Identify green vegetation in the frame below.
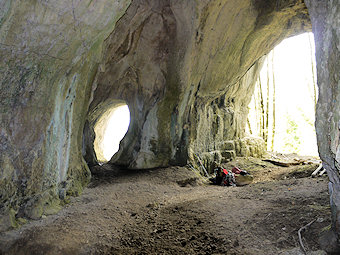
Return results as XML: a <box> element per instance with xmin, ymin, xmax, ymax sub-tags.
<box><xmin>282</xmin><ymin>115</ymin><xmax>301</xmax><ymax>154</ymax></box>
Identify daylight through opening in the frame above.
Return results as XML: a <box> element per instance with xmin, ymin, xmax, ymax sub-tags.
<box><xmin>93</xmin><ymin>103</ymin><xmax>130</xmax><ymax>163</ymax></box>
<box><xmin>247</xmin><ymin>32</ymin><xmax>318</xmax><ymax>156</ymax></box>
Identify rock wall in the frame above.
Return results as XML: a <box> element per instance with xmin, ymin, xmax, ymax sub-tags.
<box><xmin>188</xmin><ymin>60</ymin><xmax>266</xmax><ymax>171</ymax></box>
<box><xmin>1</xmin><ymin>0</ymin><xmax>327</xmax><ymax>234</ymax></box>
<box><xmin>85</xmin><ymin>0</ymin><xmax>310</xmax><ymax>170</ymax></box>
<box><xmin>305</xmin><ymin>0</ymin><xmax>340</xmax><ymax>251</ymax></box>
<box><xmin>0</xmin><ymin>0</ymin><xmax>132</xmax><ymax>229</ymax></box>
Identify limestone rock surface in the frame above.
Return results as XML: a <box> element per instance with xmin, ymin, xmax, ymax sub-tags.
<box><xmin>305</xmin><ymin>0</ymin><xmax>340</xmax><ymax>251</ymax></box>
<box><xmin>0</xmin><ymin>0</ymin><xmax>131</xmax><ymax>227</ymax></box>
<box><xmin>85</xmin><ymin>0</ymin><xmax>310</xmax><ymax>171</ymax></box>
<box><xmin>6</xmin><ymin>0</ymin><xmax>339</xmax><ymax>237</ymax></box>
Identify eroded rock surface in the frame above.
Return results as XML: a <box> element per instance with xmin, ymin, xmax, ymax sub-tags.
<box><xmin>85</xmin><ymin>0</ymin><xmax>310</xmax><ymax>171</ymax></box>
<box><xmin>2</xmin><ymin>1</ymin><xmax>340</xmax><ymax>249</ymax></box>
<box><xmin>305</xmin><ymin>0</ymin><xmax>340</xmax><ymax>251</ymax></box>
<box><xmin>0</xmin><ymin>0</ymin><xmax>132</xmax><ymax>228</ymax></box>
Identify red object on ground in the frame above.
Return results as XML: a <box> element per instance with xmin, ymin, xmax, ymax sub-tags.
<box><xmin>231</xmin><ymin>167</ymin><xmax>242</xmax><ymax>174</ymax></box>
<box><xmin>223</xmin><ymin>169</ymin><xmax>229</xmax><ymax>175</ymax></box>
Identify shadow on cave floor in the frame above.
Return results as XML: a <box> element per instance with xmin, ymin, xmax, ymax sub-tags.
<box><xmin>0</xmin><ymin>156</ymin><xmax>330</xmax><ymax>255</ymax></box>
<box><xmin>89</xmin><ymin>163</ymin><xmax>202</xmax><ymax>189</ymax></box>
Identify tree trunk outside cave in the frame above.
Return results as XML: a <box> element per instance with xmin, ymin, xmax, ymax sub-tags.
<box><xmin>258</xmin><ymin>76</ymin><xmax>267</xmax><ymax>147</ymax></box>
<box><xmin>308</xmin><ymin>32</ymin><xmax>317</xmax><ymax>111</ymax></box>
<box><xmin>271</xmin><ymin>50</ymin><xmax>276</xmax><ymax>151</ymax></box>
<box><xmin>265</xmin><ymin>58</ymin><xmax>270</xmax><ymax>149</ymax></box>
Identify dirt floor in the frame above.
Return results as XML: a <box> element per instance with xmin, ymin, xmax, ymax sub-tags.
<box><xmin>0</xmin><ymin>154</ymin><xmax>331</xmax><ymax>255</ymax></box>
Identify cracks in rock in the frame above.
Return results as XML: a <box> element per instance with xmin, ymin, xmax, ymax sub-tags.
<box><xmin>71</xmin><ymin>0</ymin><xmax>87</xmax><ymax>50</ymax></box>
<box><xmin>239</xmin><ymin>26</ymin><xmax>259</xmax><ymax>70</ymax></box>
<box><xmin>111</xmin><ymin>29</ymin><xmax>135</xmax><ymax>63</ymax></box>
<box><xmin>0</xmin><ymin>43</ymin><xmax>64</xmax><ymax>61</ymax></box>
<box><xmin>106</xmin><ymin>12</ymin><xmax>153</xmax><ymax>64</ymax></box>
<box><xmin>193</xmin><ymin>80</ymin><xmax>201</xmax><ymax>100</ymax></box>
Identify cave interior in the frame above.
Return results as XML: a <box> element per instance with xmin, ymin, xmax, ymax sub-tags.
<box><xmin>0</xmin><ymin>0</ymin><xmax>340</xmax><ymax>253</ymax></box>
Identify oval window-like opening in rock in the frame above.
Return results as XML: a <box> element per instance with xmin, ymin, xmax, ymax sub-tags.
<box><xmin>93</xmin><ymin>103</ymin><xmax>130</xmax><ymax>163</ymax></box>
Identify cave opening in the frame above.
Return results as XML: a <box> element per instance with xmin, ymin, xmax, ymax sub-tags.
<box><xmin>93</xmin><ymin>103</ymin><xmax>130</xmax><ymax>163</ymax></box>
<box><xmin>247</xmin><ymin>32</ymin><xmax>318</xmax><ymax>157</ymax></box>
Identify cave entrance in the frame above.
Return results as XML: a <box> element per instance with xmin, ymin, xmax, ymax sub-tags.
<box><xmin>93</xmin><ymin>103</ymin><xmax>130</xmax><ymax>163</ymax></box>
<box><xmin>247</xmin><ymin>32</ymin><xmax>318</xmax><ymax>156</ymax></box>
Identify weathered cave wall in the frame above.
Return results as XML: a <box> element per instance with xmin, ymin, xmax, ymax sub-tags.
<box><xmin>189</xmin><ymin>59</ymin><xmax>266</xmax><ymax>170</ymax></box>
<box><xmin>86</xmin><ymin>0</ymin><xmax>189</xmax><ymax>169</ymax></box>
<box><xmin>305</xmin><ymin>0</ymin><xmax>340</xmax><ymax>252</ymax></box>
<box><xmin>3</xmin><ymin>0</ymin><xmax>336</xmax><ymax>237</ymax></box>
<box><xmin>0</xmin><ymin>0</ymin><xmax>132</xmax><ymax>229</ymax></box>
<box><xmin>186</xmin><ymin>0</ymin><xmax>311</xmax><ymax>171</ymax></box>
<box><xmin>85</xmin><ymin>0</ymin><xmax>311</xmax><ymax>171</ymax></box>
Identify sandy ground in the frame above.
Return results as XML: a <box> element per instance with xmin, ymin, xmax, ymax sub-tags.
<box><xmin>0</xmin><ymin>156</ymin><xmax>331</xmax><ymax>255</ymax></box>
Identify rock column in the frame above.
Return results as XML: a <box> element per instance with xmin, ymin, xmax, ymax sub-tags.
<box><xmin>305</xmin><ymin>0</ymin><xmax>340</xmax><ymax>251</ymax></box>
